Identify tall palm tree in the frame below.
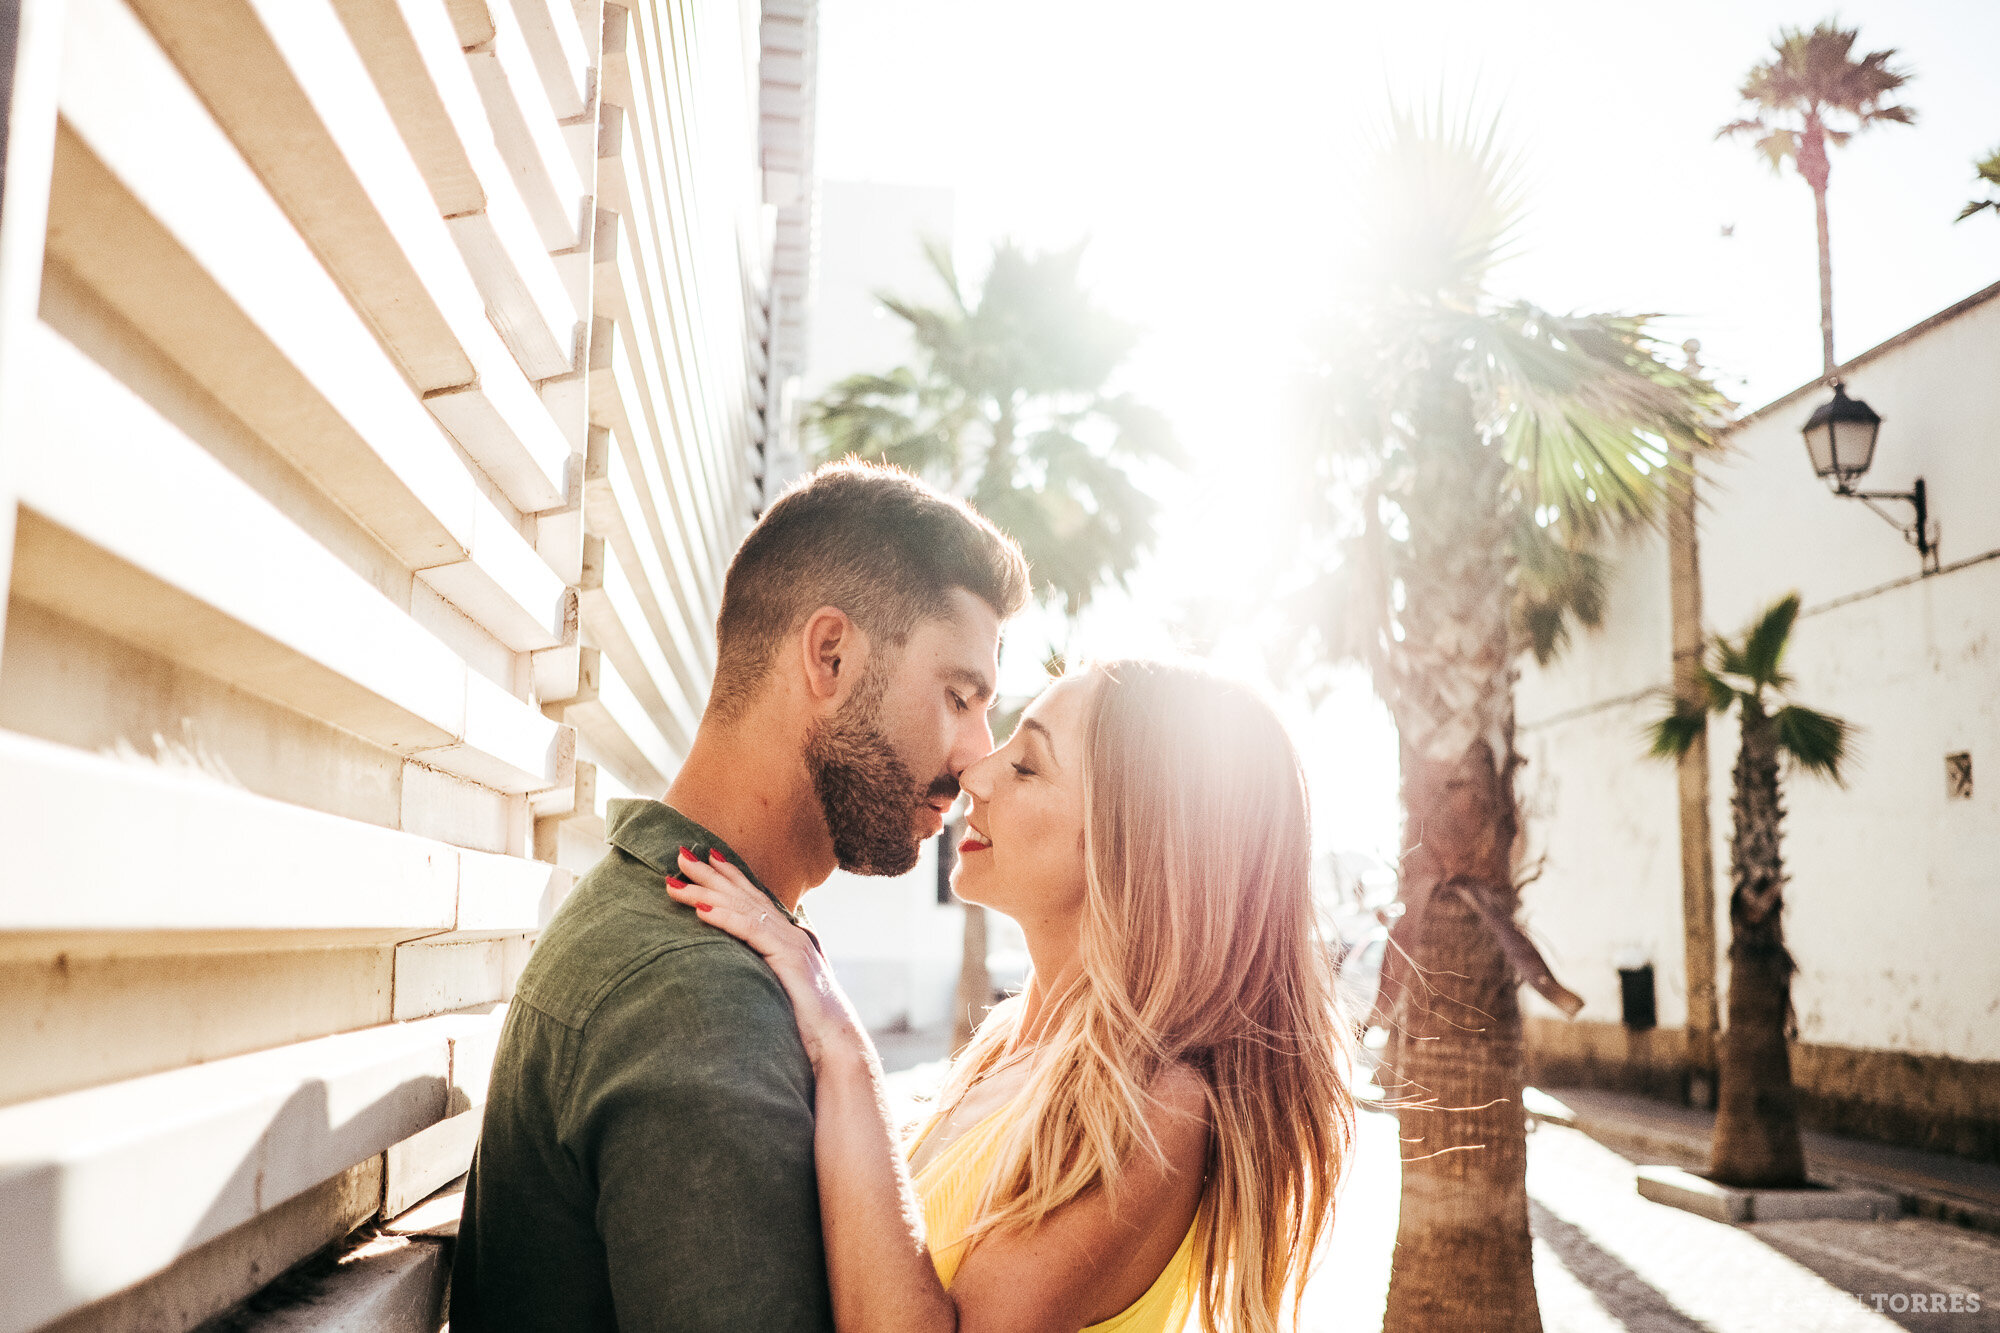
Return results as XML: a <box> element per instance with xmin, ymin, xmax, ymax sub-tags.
<box><xmin>807</xmin><ymin>240</ymin><xmax>1177</xmax><ymax>1046</ymax></box>
<box><xmin>1649</xmin><ymin>593</ymin><xmax>1851</xmax><ymax>1188</ymax></box>
<box><xmin>1288</xmin><ymin>106</ymin><xmax>1723</xmax><ymax>1332</ymax></box>
<box><xmin>1956</xmin><ymin>146</ymin><xmax>2000</xmax><ymax>222</ymax></box>
<box><xmin>1719</xmin><ymin>20</ymin><xmax>1916</xmax><ymax>378</ymax></box>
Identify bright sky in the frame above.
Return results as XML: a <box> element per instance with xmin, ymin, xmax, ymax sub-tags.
<box><xmin>812</xmin><ymin>0</ymin><xmax>2000</xmax><ymax>858</ymax></box>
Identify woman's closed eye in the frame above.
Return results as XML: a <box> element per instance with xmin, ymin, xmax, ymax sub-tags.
<box><xmin>1011</xmin><ymin>760</ymin><xmax>1036</xmax><ymax>779</ymax></box>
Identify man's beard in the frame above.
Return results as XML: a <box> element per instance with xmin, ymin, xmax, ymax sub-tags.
<box><xmin>803</xmin><ymin>669</ymin><xmax>947</xmax><ymax>876</ymax></box>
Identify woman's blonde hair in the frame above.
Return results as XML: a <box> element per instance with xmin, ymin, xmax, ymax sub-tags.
<box><xmin>929</xmin><ymin>658</ymin><xmax>1358</xmax><ymax>1333</ymax></box>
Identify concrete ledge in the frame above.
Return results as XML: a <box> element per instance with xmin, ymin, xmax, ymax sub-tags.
<box><xmin>1637</xmin><ymin>1164</ymin><xmax>1898</xmax><ymax>1225</ymax></box>
<box><xmin>1530</xmin><ymin>1084</ymin><xmax>2000</xmax><ymax>1235</ymax></box>
<box><xmin>232</xmin><ymin>1233</ymin><xmax>447</xmax><ymax>1332</ymax></box>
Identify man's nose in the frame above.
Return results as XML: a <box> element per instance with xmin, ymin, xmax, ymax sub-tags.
<box><xmin>949</xmin><ymin>711</ymin><xmax>994</xmax><ymax>778</ymax></box>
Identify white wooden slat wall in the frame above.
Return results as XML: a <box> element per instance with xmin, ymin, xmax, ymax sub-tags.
<box><xmin>0</xmin><ymin>0</ymin><xmax>805</xmax><ymax>1326</ymax></box>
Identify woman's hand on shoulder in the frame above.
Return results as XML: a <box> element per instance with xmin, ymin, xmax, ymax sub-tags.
<box><xmin>664</xmin><ymin>849</ymin><xmax>866</xmax><ymax>1072</ymax></box>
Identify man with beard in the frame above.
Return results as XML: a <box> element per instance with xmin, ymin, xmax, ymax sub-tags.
<box><xmin>451</xmin><ymin>462</ymin><xmax>1029</xmax><ymax>1332</ymax></box>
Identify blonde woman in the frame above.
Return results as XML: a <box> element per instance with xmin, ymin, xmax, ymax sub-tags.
<box><xmin>666</xmin><ymin>659</ymin><xmax>1357</xmax><ymax>1332</ymax></box>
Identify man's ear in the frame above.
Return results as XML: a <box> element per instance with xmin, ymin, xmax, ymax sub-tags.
<box><xmin>799</xmin><ymin>606</ymin><xmax>870</xmax><ymax>706</ymax></box>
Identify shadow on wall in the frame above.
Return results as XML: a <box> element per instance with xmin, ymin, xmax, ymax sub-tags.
<box><xmin>3</xmin><ymin>1067</ymin><xmax>447</xmax><ymax>1331</ymax></box>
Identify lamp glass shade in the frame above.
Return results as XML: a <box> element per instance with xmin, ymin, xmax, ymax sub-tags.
<box><xmin>1801</xmin><ymin>383</ymin><xmax>1882</xmax><ymax>483</ymax></box>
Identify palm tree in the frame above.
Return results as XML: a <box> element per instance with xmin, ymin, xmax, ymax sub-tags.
<box><xmin>1956</xmin><ymin>146</ymin><xmax>2000</xmax><ymax>222</ymax></box>
<box><xmin>1719</xmin><ymin>20</ymin><xmax>1916</xmax><ymax>378</ymax></box>
<box><xmin>807</xmin><ymin>239</ymin><xmax>1178</xmax><ymax>616</ymax></box>
<box><xmin>1288</xmin><ymin>106</ymin><xmax>1723</xmax><ymax>1332</ymax></box>
<box><xmin>1649</xmin><ymin>593</ymin><xmax>1852</xmax><ymax>1188</ymax></box>
<box><xmin>807</xmin><ymin>241</ymin><xmax>1177</xmax><ymax>1047</ymax></box>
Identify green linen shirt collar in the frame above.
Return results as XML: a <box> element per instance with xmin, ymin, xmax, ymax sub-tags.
<box><xmin>604</xmin><ymin>798</ymin><xmax>811</xmax><ymax>929</ymax></box>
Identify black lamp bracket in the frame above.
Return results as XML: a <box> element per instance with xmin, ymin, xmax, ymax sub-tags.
<box><xmin>1833</xmin><ymin>475</ymin><xmax>1938</xmax><ymax>573</ymax></box>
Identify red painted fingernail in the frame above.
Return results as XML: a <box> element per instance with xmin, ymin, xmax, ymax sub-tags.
<box><xmin>666</xmin><ymin>876</ymin><xmax>686</xmax><ymax>889</ymax></box>
<box><xmin>678</xmin><ymin>845</ymin><xmax>693</xmax><ymax>861</ymax></box>
<box><xmin>708</xmin><ymin>850</ymin><xmax>725</xmax><ymax>864</ymax></box>
<box><xmin>696</xmin><ymin>902</ymin><xmax>713</xmax><ymax>913</ymax></box>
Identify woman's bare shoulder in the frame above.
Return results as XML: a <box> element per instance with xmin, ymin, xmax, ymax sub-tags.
<box><xmin>1144</xmin><ymin>1061</ymin><xmax>1212</xmax><ymax>1163</ymax></box>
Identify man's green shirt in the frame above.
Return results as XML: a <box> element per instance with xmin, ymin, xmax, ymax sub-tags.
<box><xmin>450</xmin><ymin>800</ymin><xmax>834</xmax><ymax>1332</ymax></box>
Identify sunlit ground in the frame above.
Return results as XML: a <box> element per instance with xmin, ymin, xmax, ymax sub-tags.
<box><xmin>883</xmin><ymin>1057</ymin><xmax>2000</xmax><ymax>1331</ymax></box>
<box><xmin>814</xmin><ymin>0</ymin><xmax>2000</xmax><ymax>859</ymax></box>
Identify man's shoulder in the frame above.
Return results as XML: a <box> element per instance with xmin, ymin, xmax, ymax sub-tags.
<box><xmin>512</xmin><ymin>843</ymin><xmax>763</xmax><ymax>1031</ymax></box>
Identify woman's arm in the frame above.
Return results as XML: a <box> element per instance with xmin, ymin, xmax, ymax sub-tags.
<box><xmin>669</xmin><ymin>850</ymin><xmax>958</xmax><ymax>1333</ymax></box>
<box><xmin>666</xmin><ymin>851</ymin><xmax>1208</xmax><ymax>1333</ymax></box>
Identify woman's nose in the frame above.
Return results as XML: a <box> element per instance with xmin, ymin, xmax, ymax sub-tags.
<box><xmin>960</xmin><ymin>747</ymin><xmax>1000</xmax><ymax>800</ymax></box>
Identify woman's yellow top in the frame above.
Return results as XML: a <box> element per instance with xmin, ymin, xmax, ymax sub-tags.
<box><xmin>910</xmin><ymin>1099</ymin><xmax>1200</xmax><ymax>1333</ymax></box>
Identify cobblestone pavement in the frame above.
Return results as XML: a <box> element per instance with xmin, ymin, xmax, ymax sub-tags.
<box><xmin>882</xmin><ymin>1058</ymin><xmax>2000</xmax><ymax>1331</ymax></box>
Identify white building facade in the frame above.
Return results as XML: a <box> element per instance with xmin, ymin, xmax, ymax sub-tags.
<box><xmin>1516</xmin><ymin>283</ymin><xmax>2000</xmax><ymax>1160</ymax></box>
<box><xmin>0</xmin><ymin>0</ymin><xmax>816</xmax><ymax>1327</ymax></box>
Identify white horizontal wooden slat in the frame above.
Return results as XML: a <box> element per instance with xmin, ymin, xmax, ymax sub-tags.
<box><xmin>0</xmin><ymin>1020</ymin><xmax>456</xmax><ymax>1333</ymax></box>
<box><xmin>391</xmin><ymin>936</ymin><xmax>529</xmax><ymax>1020</ymax></box>
<box><xmin>12</xmin><ymin>319</ymin><xmax>572</xmax><ymax>796</ymax></box>
<box><xmin>120</xmin><ymin>0</ymin><xmax>481</xmax><ymax>392</ymax></box>
<box><xmin>49</xmin><ymin>0</ymin><xmax>473</xmax><ymax>568</ymax></box>
<box><xmin>584</xmin><ymin>421</ymin><xmax>713</xmax><ymax>689</ymax></box>
<box><xmin>553</xmin><ymin>650</ymin><xmax>673</xmax><ymax>796</ymax></box>
<box><xmin>451</xmin><ymin>848</ymin><xmax>574</xmax><ymax>938</ymax></box>
<box><xmin>508</xmin><ymin>0</ymin><xmax>589</xmax><ymax>121</ymax></box>
<box><xmin>124</xmin><ymin>0</ymin><xmax>573</xmax><ymax>514</ymax></box>
<box><xmin>463</xmin><ymin>0</ymin><xmax>586</xmax><ymax>252</ymax></box>
<box><xmin>588</xmin><ymin>302</ymin><xmax>721</xmax><ymax>621</ymax></box>
<box><xmin>442</xmin><ymin>0</ymin><xmax>496</xmax><ymax>47</ymax></box>
<box><xmin>627</xmin><ymin>2</ymin><xmax>752</xmax><ymax>518</ymax></box>
<box><xmin>0</xmin><ymin>730</ymin><xmax>456</xmax><ymax>938</ymax></box>
<box><xmin>578</xmin><ymin>537</ymin><xmax>701</xmax><ymax>746</ymax></box>
<box><xmin>416</xmin><ymin>670</ymin><xmax>574</xmax><ymax>795</ymax></box>
<box><xmin>415</xmin><ymin>490</ymin><xmax>569</xmax><ymax>652</ymax></box>
<box><xmin>336</xmin><ymin>0</ymin><xmax>579</xmax><ymax>380</ymax></box>
<box><xmin>594</xmin><ymin>55</ymin><xmax>731</xmax><ymax>558</ymax></box>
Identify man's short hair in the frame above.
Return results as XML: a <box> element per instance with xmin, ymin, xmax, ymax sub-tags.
<box><xmin>708</xmin><ymin>461</ymin><xmax>1030</xmax><ymax>718</ymax></box>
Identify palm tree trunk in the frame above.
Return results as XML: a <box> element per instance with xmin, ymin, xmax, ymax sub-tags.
<box><xmin>1799</xmin><ymin>118</ymin><xmax>1836</xmax><ymax>379</ymax></box>
<box><xmin>1709</xmin><ymin>704</ymin><xmax>1807</xmax><ymax>1187</ymax></box>
<box><xmin>1813</xmin><ymin>183</ymin><xmax>1836</xmax><ymax>378</ymax></box>
<box><xmin>1379</xmin><ymin>372</ymin><xmax>1542</xmax><ymax>1333</ymax></box>
<box><xmin>1383</xmin><ymin>739</ymin><xmax>1541</xmax><ymax>1333</ymax></box>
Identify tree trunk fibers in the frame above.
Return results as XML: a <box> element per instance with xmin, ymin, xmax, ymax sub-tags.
<box><xmin>952</xmin><ymin>901</ymin><xmax>990</xmax><ymax>1053</ymax></box>
<box><xmin>1382</xmin><ymin>737</ymin><xmax>1542</xmax><ymax>1333</ymax></box>
<box><xmin>1710</xmin><ymin>705</ymin><xmax>1807</xmax><ymax>1188</ymax></box>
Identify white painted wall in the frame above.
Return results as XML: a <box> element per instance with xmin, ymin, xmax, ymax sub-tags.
<box><xmin>806</xmin><ymin>838</ymin><xmax>966</xmax><ymax>1033</ymax></box>
<box><xmin>1518</xmin><ymin>285</ymin><xmax>2000</xmax><ymax>1063</ymax></box>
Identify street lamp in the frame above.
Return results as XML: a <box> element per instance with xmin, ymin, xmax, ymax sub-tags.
<box><xmin>1800</xmin><ymin>381</ymin><xmax>1937</xmax><ymax>572</ymax></box>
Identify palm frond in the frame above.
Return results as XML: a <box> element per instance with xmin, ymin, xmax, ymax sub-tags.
<box><xmin>1738</xmin><ymin>592</ymin><xmax>1801</xmax><ymax>687</ymax></box>
<box><xmin>1697</xmin><ymin>661</ymin><xmax>1737</xmax><ymax>714</ymax></box>
<box><xmin>1648</xmin><ymin>699</ymin><xmax>1709</xmax><ymax>760</ymax></box>
<box><xmin>1774</xmin><ymin>703</ymin><xmax>1852</xmax><ymax>783</ymax></box>
<box><xmin>1360</xmin><ymin>99</ymin><xmax>1530</xmax><ymax>304</ymax></box>
<box><xmin>1956</xmin><ymin>147</ymin><xmax>2000</xmax><ymax>223</ymax></box>
<box><xmin>1511</xmin><ymin>518</ymin><xmax>1608</xmax><ymax>665</ymax></box>
<box><xmin>1467</xmin><ymin>305</ymin><xmax>1719</xmax><ymax>539</ymax></box>
<box><xmin>1723</xmin><ymin>20</ymin><xmax>1915</xmax><ymax>169</ymax></box>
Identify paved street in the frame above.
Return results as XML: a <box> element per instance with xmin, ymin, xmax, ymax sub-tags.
<box><xmin>884</xmin><ymin>1055</ymin><xmax>2000</xmax><ymax>1331</ymax></box>
<box><xmin>1307</xmin><ymin>1110</ymin><xmax>2000</xmax><ymax>1332</ymax></box>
